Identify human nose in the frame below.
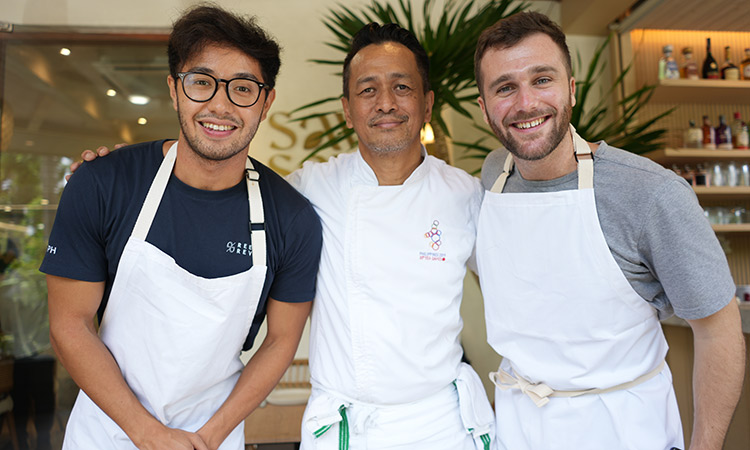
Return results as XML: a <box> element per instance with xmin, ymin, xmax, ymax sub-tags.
<box><xmin>375</xmin><ymin>89</ymin><xmax>397</xmax><ymax>113</ymax></box>
<box><xmin>515</xmin><ymin>84</ymin><xmax>538</xmax><ymax>111</ymax></box>
<box><xmin>206</xmin><ymin>81</ymin><xmax>234</xmax><ymax>112</ymax></box>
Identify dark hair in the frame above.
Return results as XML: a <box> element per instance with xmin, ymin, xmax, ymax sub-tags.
<box><xmin>342</xmin><ymin>22</ymin><xmax>430</xmax><ymax>98</ymax></box>
<box><xmin>474</xmin><ymin>11</ymin><xmax>571</xmax><ymax>95</ymax></box>
<box><xmin>168</xmin><ymin>4</ymin><xmax>281</xmax><ymax>88</ymax></box>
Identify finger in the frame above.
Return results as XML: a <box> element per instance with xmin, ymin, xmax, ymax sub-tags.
<box><xmin>81</xmin><ymin>150</ymin><xmax>98</xmax><ymax>161</ymax></box>
<box><xmin>96</xmin><ymin>146</ymin><xmax>111</xmax><ymax>157</ymax></box>
<box><xmin>189</xmin><ymin>433</ymin><xmax>210</xmax><ymax>450</ymax></box>
<box><xmin>113</xmin><ymin>142</ymin><xmax>127</xmax><ymax>150</ymax></box>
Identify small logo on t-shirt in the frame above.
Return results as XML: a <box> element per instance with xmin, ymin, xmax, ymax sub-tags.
<box><xmin>419</xmin><ymin>219</ymin><xmax>446</xmax><ymax>262</ymax></box>
<box><xmin>226</xmin><ymin>241</ymin><xmax>252</xmax><ymax>256</ymax></box>
<box><xmin>47</xmin><ymin>245</ymin><xmax>57</xmax><ymax>255</ymax></box>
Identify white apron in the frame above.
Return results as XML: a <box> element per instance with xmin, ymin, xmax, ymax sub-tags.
<box><xmin>475</xmin><ymin>128</ymin><xmax>683</xmax><ymax>450</ymax></box>
<box><xmin>62</xmin><ymin>143</ymin><xmax>268</xmax><ymax>449</ymax></box>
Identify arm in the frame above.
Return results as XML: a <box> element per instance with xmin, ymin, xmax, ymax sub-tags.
<box><xmin>47</xmin><ymin>275</ymin><xmax>209</xmax><ymax>450</ymax></box>
<box><xmin>685</xmin><ymin>299</ymin><xmax>745</xmax><ymax>450</ymax></box>
<box><xmin>197</xmin><ymin>297</ymin><xmax>311</xmax><ymax>450</ymax></box>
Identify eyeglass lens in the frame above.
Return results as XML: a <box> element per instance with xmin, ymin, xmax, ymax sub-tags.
<box><xmin>181</xmin><ymin>72</ymin><xmax>262</xmax><ymax>107</ymax></box>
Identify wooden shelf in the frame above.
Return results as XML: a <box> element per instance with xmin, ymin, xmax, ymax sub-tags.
<box><xmin>694</xmin><ymin>186</ymin><xmax>750</xmax><ymax>200</ymax></box>
<box><xmin>643</xmin><ymin>148</ymin><xmax>750</xmax><ymax>165</ymax></box>
<box><xmin>712</xmin><ymin>224</ymin><xmax>750</xmax><ymax>233</ymax></box>
<box><xmin>651</xmin><ymin>79</ymin><xmax>750</xmax><ymax>104</ymax></box>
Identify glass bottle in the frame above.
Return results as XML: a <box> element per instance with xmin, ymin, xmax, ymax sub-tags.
<box><xmin>731</xmin><ymin>112</ymin><xmax>744</xmax><ymax>148</ymax></box>
<box><xmin>720</xmin><ymin>46</ymin><xmax>740</xmax><ymax>80</ymax></box>
<box><xmin>659</xmin><ymin>45</ymin><xmax>680</xmax><ymax>80</ymax></box>
<box><xmin>715</xmin><ymin>115</ymin><xmax>732</xmax><ymax>149</ymax></box>
<box><xmin>684</xmin><ymin>120</ymin><xmax>703</xmax><ymax>148</ymax></box>
<box><xmin>702</xmin><ymin>38</ymin><xmax>720</xmax><ymax>79</ymax></box>
<box><xmin>702</xmin><ymin>115</ymin><xmax>716</xmax><ymax>149</ymax></box>
<box><xmin>741</xmin><ymin>48</ymin><xmax>750</xmax><ymax>80</ymax></box>
<box><xmin>680</xmin><ymin>47</ymin><xmax>700</xmax><ymax>80</ymax></box>
<box><xmin>737</xmin><ymin>123</ymin><xmax>750</xmax><ymax>150</ymax></box>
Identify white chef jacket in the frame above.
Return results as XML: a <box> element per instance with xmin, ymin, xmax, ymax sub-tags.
<box><xmin>286</xmin><ymin>148</ymin><xmax>484</xmax><ymax>404</ymax></box>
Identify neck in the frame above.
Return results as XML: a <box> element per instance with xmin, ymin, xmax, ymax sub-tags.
<box><xmin>167</xmin><ymin>139</ymin><xmax>247</xmax><ymax>191</ymax></box>
<box><xmin>513</xmin><ymin>133</ymin><xmax>595</xmax><ymax>181</ymax></box>
<box><xmin>360</xmin><ymin>143</ymin><xmax>424</xmax><ymax>186</ymax></box>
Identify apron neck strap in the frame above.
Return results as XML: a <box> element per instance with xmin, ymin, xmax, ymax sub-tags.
<box><xmin>489</xmin><ymin>124</ymin><xmax>594</xmax><ymax>193</ymax></box>
<box><xmin>131</xmin><ymin>142</ymin><xmax>267</xmax><ymax>268</ymax></box>
<box><xmin>245</xmin><ymin>157</ymin><xmax>266</xmax><ymax>268</ymax></box>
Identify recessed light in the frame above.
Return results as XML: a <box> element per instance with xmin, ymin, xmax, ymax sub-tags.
<box><xmin>60</xmin><ymin>48</ymin><xmax>71</xmax><ymax>56</ymax></box>
<box><xmin>106</xmin><ymin>89</ymin><xmax>117</xmax><ymax>97</ymax></box>
<box><xmin>137</xmin><ymin>117</ymin><xmax>148</xmax><ymax>125</ymax></box>
<box><xmin>128</xmin><ymin>95</ymin><xmax>150</xmax><ymax>105</ymax></box>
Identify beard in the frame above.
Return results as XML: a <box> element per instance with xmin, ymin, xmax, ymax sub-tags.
<box><xmin>177</xmin><ymin>103</ymin><xmax>260</xmax><ymax>162</ymax></box>
<box><xmin>365</xmin><ymin>113</ymin><xmax>412</xmax><ymax>154</ymax></box>
<box><xmin>488</xmin><ymin>98</ymin><xmax>572</xmax><ymax>162</ymax></box>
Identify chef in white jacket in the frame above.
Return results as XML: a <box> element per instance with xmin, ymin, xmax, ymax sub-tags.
<box><xmin>287</xmin><ymin>23</ymin><xmax>493</xmax><ymax>450</ymax></box>
<box><xmin>473</xmin><ymin>11</ymin><xmax>745</xmax><ymax>450</ymax></box>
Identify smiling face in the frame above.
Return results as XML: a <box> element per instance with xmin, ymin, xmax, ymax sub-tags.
<box><xmin>342</xmin><ymin>42</ymin><xmax>434</xmax><ymax>157</ymax></box>
<box><xmin>168</xmin><ymin>43</ymin><xmax>275</xmax><ymax>162</ymax></box>
<box><xmin>477</xmin><ymin>33</ymin><xmax>575</xmax><ymax>162</ymax></box>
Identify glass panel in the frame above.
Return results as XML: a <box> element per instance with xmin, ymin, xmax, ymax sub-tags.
<box><xmin>0</xmin><ymin>36</ymin><xmax>172</xmax><ymax>450</ymax></box>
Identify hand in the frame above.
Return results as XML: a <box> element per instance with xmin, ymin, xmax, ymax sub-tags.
<box><xmin>135</xmin><ymin>426</ymin><xmax>210</xmax><ymax>450</ymax></box>
<box><xmin>65</xmin><ymin>143</ymin><xmax>126</xmax><ymax>181</ymax></box>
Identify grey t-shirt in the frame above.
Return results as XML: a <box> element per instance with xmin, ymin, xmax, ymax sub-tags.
<box><xmin>480</xmin><ymin>141</ymin><xmax>735</xmax><ymax>320</ymax></box>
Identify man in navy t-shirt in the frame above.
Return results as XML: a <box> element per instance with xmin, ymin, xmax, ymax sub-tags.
<box><xmin>40</xmin><ymin>6</ymin><xmax>321</xmax><ymax>450</ymax></box>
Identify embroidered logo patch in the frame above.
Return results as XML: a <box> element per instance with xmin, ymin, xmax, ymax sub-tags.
<box><xmin>419</xmin><ymin>220</ymin><xmax>446</xmax><ymax>262</ymax></box>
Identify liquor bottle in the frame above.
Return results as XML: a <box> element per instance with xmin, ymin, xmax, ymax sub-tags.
<box><xmin>680</xmin><ymin>47</ymin><xmax>700</xmax><ymax>79</ymax></box>
<box><xmin>720</xmin><ymin>46</ymin><xmax>740</xmax><ymax>80</ymax></box>
<box><xmin>741</xmin><ymin>48</ymin><xmax>750</xmax><ymax>80</ymax></box>
<box><xmin>731</xmin><ymin>112</ymin><xmax>745</xmax><ymax>148</ymax></box>
<box><xmin>702</xmin><ymin>115</ymin><xmax>716</xmax><ymax>149</ymax></box>
<box><xmin>702</xmin><ymin>38</ymin><xmax>720</xmax><ymax>79</ymax></box>
<box><xmin>659</xmin><ymin>45</ymin><xmax>680</xmax><ymax>80</ymax></box>
<box><xmin>715</xmin><ymin>115</ymin><xmax>732</xmax><ymax>149</ymax></box>
<box><xmin>684</xmin><ymin>120</ymin><xmax>703</xmax><ymax>148</ymax></box>
<box><xmin>737</xmin><ymin>124</ymin><xmax>750</xmax><ymax>150</ymax></box>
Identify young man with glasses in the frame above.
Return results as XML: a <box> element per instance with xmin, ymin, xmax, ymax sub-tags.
<box><xmin>41</xmin><ymin>6</ymin><xmax>322</xmax><ymax>450</ymax></box>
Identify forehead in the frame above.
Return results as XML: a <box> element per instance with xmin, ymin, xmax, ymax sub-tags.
<box><xmin>479</xmin><ymin>33</ymin><xmax>567</xmax><ymax>83</ymax></box>
<box><xmin>181</xmin><ymin>43</ymin><xmax>264</xmax><ymax>80</ymax></box>
<box><xmin>349</xmin><ymin>42</ymin><xmax>421</xmax><ymax>84</ymax></box>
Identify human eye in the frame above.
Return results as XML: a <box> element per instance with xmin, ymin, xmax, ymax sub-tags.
<box><xmin>394</xmin><ymin>84</ymin><xmax>413</xmax><ymax>94</ymax></box>
<box><xmin>496</xmin><ymin>84</ymin><xmax>514</xmax><ymax>95</ymax></box>
<box><xmin>535</xmin><ymin>76</ymin><xmax>553</xmax><ymax>86</ymax></box>
<box><xmin>186</xmin><ymin>73</ymin><xmax>214</xmax><ymax>89</ymax></box>
<box><xmin>231</xmin><ymin>79</ymin><xmax>259</xmax><ymax>98</ymax></box>
<box><xmin>358</xmin><ymin>86</ymin><xmax>375</xmax><ymax>96</ymax></box>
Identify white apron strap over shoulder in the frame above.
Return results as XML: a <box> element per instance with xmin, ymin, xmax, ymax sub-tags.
<box><xmin>489</xmin><ymin>125</ymin><xmax>593</xmax><ymax>194</ymax></box>
<box><xmin>245</xmin><ymin>156</ymin><xmax>266</xmax><ymax>267</ymax></box>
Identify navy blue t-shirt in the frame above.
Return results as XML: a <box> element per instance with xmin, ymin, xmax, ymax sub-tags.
<box><xmin>40</xmin><ymin>140</ymin><xmax>322</xmax><ymax>350</ymax></box>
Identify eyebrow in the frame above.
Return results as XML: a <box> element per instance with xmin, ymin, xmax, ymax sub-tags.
<box><xmin>186</xmin><ymin>66</ymin><xmax>261</xmax><ymax>82</ymax></box>
<box><xmin>355</xmin><ymin>72</ymin><xmax>410</xmax><ymax>85</ymax></box>
<box><xmin>486</xmin><ymin>64</ymin><xmax>560</xmax><ymax>91</ymax></box>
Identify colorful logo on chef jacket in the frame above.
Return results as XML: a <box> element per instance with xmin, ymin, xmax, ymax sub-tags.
<box><xmin>419</xmin><ymin>220</ymin><xmax>446</xmax><ymax>261</ymax></box>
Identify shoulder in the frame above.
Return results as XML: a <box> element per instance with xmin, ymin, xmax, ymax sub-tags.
<box><xmin>424</xmin><ymin>155</ymin><xmax>482</xmax><ymax>194</ymax></box>
<box><xmin>71</xmin><ymin>140</ymin><xmax>166</xmax><ymax>187</ymax></box>
<box><xmin>594</xmin><ymin>143</ymin><xmax>685</xmax><ymax>188</ymax></box>
<box><xmin>285</xmin><ymin>151</ymin><xmax>359</xmax><ymax>194</ymax></box>
<box><xmin>480</xmin><ymin>147</ymin><xmax>511</xmax><ymax>190</ymax></box>
<box><xmin>253</xmin><ymin>158</ymin><xmax>321</xmax><ymax>229</ymax></box>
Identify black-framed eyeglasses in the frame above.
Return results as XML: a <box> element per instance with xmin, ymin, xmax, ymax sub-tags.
<box><xmin>176</xmin><ymin>72</ymin><xmax>268</xmax><ymax>107</ymax></box>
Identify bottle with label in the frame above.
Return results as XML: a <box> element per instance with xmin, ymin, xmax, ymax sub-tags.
<box><xmin>702</xmin><ymin>38</ymin><xmax>720</xmax><ymax>79</ymax></box>
<box><xmin>731</xmin><ymin>112</ymin><xmax>745</xmax><ymax>148</ymax></box>
<box><xmin>741</xmin><ymin>48</ymin><xmax>750</xmax><ymax>80</ymax></box>
<box><xmin>702</xmin><ymin>115</ymin><xmax>716</xmax><ymax>149</ymax></box>
<box><xmin>684</xmin><ymin>120</ymin><xmax>703</xmax><ymax>148</ymax></box>
<box><xmin>715</xmin><ymin>115</ymin><xmax>732</xmax><ymax>149</ymax></box>
<box><xmin>737</xmin><ymin>123</ymin><xmax>750</xmax><ymax>150</ymax></box>
<box><xmin>680</xmin><ymin>47</ymin><xmax>700</xmax><ymax>79</ymax></box>
<box><xmin>659</xmin><ymin>45</ymin><xmax>680</xmax><ymax>80</ymax></box>
<box><xmin>721</xmin><ymin>46</ymin><xmax>740</xmax><ymax>80</ymax></box>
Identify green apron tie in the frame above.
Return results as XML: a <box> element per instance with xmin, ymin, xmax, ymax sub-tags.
<box><xmin>313</xmin><ymin>404</ymin><xmax>349</xmax><ymax>450</ymax></box>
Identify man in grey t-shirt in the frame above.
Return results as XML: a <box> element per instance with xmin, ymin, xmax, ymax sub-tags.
<box><xmin>473</xmin><ymin>11</ymin><xmax>744</xmax><ymax>450</ymax></box>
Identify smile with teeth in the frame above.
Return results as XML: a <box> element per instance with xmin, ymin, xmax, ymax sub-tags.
<box><xmin>513</xmin><ymin>117</ymin><xmax>547</xmax><ymax>130</ymax></box>
<box><xmin>201</xmin><ymin>122</ymin><xmax>236</xmax><ymax>132</ymax></box>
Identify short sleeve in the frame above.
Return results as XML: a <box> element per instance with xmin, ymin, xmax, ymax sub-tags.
<box><xmin>39</xmin><ymin>164</ymin><xmax>108</xmax><ymax>282</ymax></box>
<box><xmin>638</xmin><ymin>179</ymin><xmax>735</xmax><ymax>320</ymax></box>
<box><xmin>266</xmin><ymin>204</ymin><xmax>322</xmax><ymax>303</ymax></box>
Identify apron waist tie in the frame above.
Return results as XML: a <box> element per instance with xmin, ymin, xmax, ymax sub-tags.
<box><xmin>490</xmin><ymin>360</ymin><xmax>666</xmax><ymax>408</ymax></box>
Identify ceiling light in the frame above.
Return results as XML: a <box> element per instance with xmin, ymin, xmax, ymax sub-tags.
<box><xmin>106</xmin><ymin>89</ymin><xmax>117</xmax><ymax>97</ymax></box>
<box><xmin>59</xmin><ymin>48</ymin><xmax>71</xmax><ymax>56</ymax></box>
<box><xmin>128</xmin><ymin>95</ymin><xmax>150</xmax><ymax>105</ymax></box>
<box><xmin>421</xmin><ymin>123</ymin><xmax>435</xmax><ymax>144</ymax></box>
<box><xmin>137</xmin><ymin>117</ymin><xmax>148</xmax><ymax>125</ymax></box>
